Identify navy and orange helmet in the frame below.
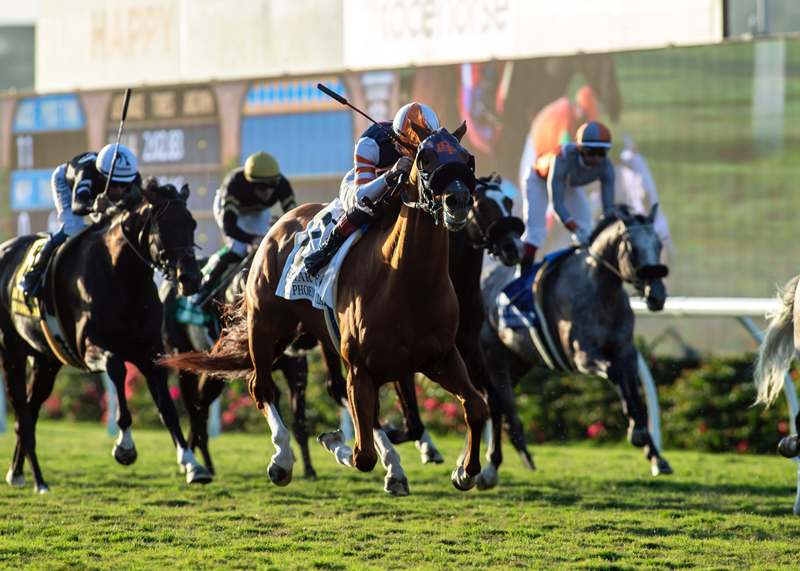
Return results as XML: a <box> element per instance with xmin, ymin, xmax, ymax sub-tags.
<box><xmin>576</xmin><ymin>121</ymin><xmax>612</xmax><ymax>150</ymax></box>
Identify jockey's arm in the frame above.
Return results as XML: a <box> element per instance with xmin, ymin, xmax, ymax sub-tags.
<box><xmin>277</xmin><ymin>178</ymin><xmax>297</xmax><ymax>213</ymax></box>
<box><xmin>220</xmin><ymin>199</ymin><xmax>258</xmax><ymax>244</ymax></box>
<box><xmin>70</xmin><ymin>170</ymin><xmax>96</xmax><ymax>216</ymax></box>
<box><xmin>353</xmin><ymin>137</ymin><xmax>391</xmax><ymax>200</ymax></box>
<box><xmin>546</xmin><ymin>154</ymin><xmax>576</xmax><ymax>230</ymax></box>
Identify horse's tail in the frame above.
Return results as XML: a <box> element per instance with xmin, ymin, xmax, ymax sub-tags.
<box><xmin>755</xmin><ymin>274</ymin><xmax>800</xmax><ymax>405</ymax></box>
<box><xmin>158</xmin><ymin>299</ymin><xmax>253</xmax><ymax>379</ymax></box>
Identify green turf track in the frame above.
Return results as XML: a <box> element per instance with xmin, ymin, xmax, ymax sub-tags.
<box><xmin>0</xmin><ymin>422</ymin><xmax>798</xmax><ymax>570</ymax></box>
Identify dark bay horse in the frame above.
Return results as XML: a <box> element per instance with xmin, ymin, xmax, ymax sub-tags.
<box><xmin>480</xmin><ymin>204</ymin><xmax>671</xmax><ymax>488</ymax></box>
<box><xmin>0</xmin><ymin>178</ymin><xmax>209</xmax><ymax>492</ymax></box>
<box><xmin>161</xmin><ymin>125</ymin><xmax>489</xmax><ymax>493</ymax></box>
<box><xmin>161</xmin><ymin>253</ymin><xmax>318</xmax><ymax>479</ymax></box>
<box><xmin>373</xmin><ymin>176</ymin><xmax>528</xmax><ymax>467</ymax></box>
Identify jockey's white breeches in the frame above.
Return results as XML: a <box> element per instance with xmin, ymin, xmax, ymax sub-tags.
<box><xmin>213</xmin><ymin>192</ymin><xmax>271</xmax><ymax>257</ymax></box>
<box><xmin>51</xmin><ymin>164</ymin><xmax>85</xmax><ymax>237</ymax></box>
<box><xmin>521</xmin><ymin>169</ymin><xmax>592</xmax><ymax>249</ymax></box>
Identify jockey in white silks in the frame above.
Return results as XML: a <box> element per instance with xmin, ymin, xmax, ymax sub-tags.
<box><xmin>615</xmin><ymin>134</ymin><xmax>675</xmax><ymax>263</ymax></box>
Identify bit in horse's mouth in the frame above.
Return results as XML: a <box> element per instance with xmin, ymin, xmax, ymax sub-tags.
<box><xmin>444</xmin><ymin>213</ymin><xmax>469</xmax><ymax>231</ymax></box>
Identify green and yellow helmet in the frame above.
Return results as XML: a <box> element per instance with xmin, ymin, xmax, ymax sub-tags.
<box><xmin>244</xmin><ymin>152</ymin><xmax>280</xmax><ymax>184</ymax></box>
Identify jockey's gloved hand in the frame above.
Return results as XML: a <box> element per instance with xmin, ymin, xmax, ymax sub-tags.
<box><xmin>571</xmin><ymin>227</ymin><xmax>591</xmax><ymax>246</ymax></box>
<box><xmin>385</xmin><ymin>156</ymin><xmax>413</xmax><ymax>188</ymax></box>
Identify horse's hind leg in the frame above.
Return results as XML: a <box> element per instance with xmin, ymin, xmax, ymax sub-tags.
<box><xmin>191</xmin><ymin>372</ymin><xmax>225</xmax><ymax>476</ymax></box>
<box><xmin>130</xmin><ymin>350</ymin><xmax>212</xmax><ymax>484</ymax></box>
<box><xmin>248</xmin><ymin>307</ymin><xmax>295</xmax><ymax>486</ymax></box>
<box><xmin>275</xmin><ymin>353</ymin><xmax>316</xmax><ymax>479</ymax></box>
<box><xmin>0</xmin><ymin>347</ymin><xmax>49</xmax><ymax>493</ymax></box>
<box><xmin>421</xmin><ymin>346</ymin><xmax>488</xmax><ymax>491</ymax></box>
<box><xmin>385</xmin><ymin>375</ymin><xmax>444</xmax><ymax>465</ymax></box>
<box><xmin>608</xmin><ymin>348</ymin><xmax>672</xmax><ymax>476</ymax></box>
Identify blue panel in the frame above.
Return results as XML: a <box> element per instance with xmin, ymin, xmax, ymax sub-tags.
<box><xmin>13</xmin><ymin>94</ymin><xmax>85</xmax><ymax>133</ymax></box>
<box><xmin>10</xmin><ymin>169</ymin><xmax>55</xmax><ymax>211</ymax></box>
<box><xmin>240</xmin><ymin>111</ymin><xmax>353</xmax><ymax>177</ymax></box>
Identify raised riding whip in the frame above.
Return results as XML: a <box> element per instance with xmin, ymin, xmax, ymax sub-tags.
<box><xmin>101</xmin><ymin>88</ymin><xmax>132</xmax><ymax>197</ymax></box>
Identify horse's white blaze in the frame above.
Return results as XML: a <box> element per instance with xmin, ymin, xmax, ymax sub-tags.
<box><xmin>373</xmin><ymin>428</ymin><xmax>406</xmax><ymax>481</ymax></box>
<box><xmin>485</xmin><ymin>189</ymin><xmax>511</xmax><ymax>218</ymax></box>
<box><xmin>267</xmin><ymin>403</ymin><xmax>293</xmax><ymax>471</ymax></box>
<box><xmin>116</xmin><ymin>427</ymin><xmax>134</xmax><ymax>450</ymax></box>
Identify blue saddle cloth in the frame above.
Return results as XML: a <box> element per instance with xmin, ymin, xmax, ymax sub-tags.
<box><xmin>497</xmin><ymin>248</ymin><xmax>573</xmax><ymax>330</ymax></box>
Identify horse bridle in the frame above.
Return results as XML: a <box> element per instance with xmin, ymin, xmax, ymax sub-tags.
<box><xmin>588</xmin><ymin>223</ymin><xmax>652</xmax><ymax>296</ymax></box>
<box><xmin>116</xmin><ymin>199</ymin><xmax>196</xmax><ymax>281</ymax></box>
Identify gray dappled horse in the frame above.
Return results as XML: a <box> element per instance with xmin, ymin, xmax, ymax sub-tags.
<box><xmin>479</xmin><ymin>204</ymin><xmax>671</xmax><ymax>489</ymax></box>
<box><xmin>161</xmin><ymin>253</ymin><xmax>319</xmax><ymax>479</ymax></box>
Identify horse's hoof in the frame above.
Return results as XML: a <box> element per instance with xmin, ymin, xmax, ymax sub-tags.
<box><xmin>628</xmin><ymin>426</ymin><xmax>649</xmax><ymax>447</ymax></box>
<box><xmin>779</xmin><ymin>435</ymin><xmax>799</xmax><ymax>458</ymax></box>
<box><xmin>651</xmin><ymin>457</ymin><xmax>673</xmax><ymax>476</ymax></box>
<box><xmin>451</xmin><ymin>466</ymin><xmax>477</xmax><ymax>491</ymax></box>
<box><xmin>35</xmin><ymin>484</ymin><xmax>51</xmax><ymax>494</ymax></box>
<box><xmin>518</xmin><ymin>451</ymin><xmax>536</xmax><ymax>471</ymax></box>
<box><xmin>317</xmin><ymin>430</ymin><xmax>345</xmax><ymax>452</ymax></box>
<box><xmin>185</xmin><ymin>463</ymin><xmax>213</xmax><ymax>485</ymax></box>
<box><xmin>384</xmin><ymin>476</ymin><xmax>410</xmax><ymax>497</ymax></box>
<box><xmin>112</xmin><ymin>443</ymin><xmax>138</xmax><ymax>466</ymax></box>
<box><xmin>268</xmin><ymin>462</ymin><xmax>293</xmax><ymax>487</ymax></box>
<box><xmin>304</xmin><ymin>468</ymin><xmax>317</xmax><ymax>480</ymax></box>
<box><xmin>421</xmin><ymin>448</ymin><xmax>444</xmax><ymax>465</ymax></box>
<box><xmin>6</xmin><ymin>469</ymin><xmax>24</xmax><ymax>487</ymax></box>
<box><xmin>476</xmin><ymin>463</ymin><xmax>499</xmax><ymax>491</ymax></box>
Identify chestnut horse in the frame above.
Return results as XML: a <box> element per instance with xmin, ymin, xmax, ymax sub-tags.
<box><xmin>161</xmin><ymin>125</ymin><xmax>489</xmax><ymax>493</ymax></box>
<box><xmin>0</xmin><ymin>178</ymin><xmax>208</xmax><ymax>492</ymax></box>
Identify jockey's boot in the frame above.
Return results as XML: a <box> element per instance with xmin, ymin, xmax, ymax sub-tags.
<box><xmin>195</xmin><ymin>250</ymin><xmax>243</xmax><ymax>303</ymax></box>
<box><xmin>18</xmin><ymin>230</ymin><xmax>67</xmax><ymax>296</ymax></box>
<box><xmin>519</xmin><ymin>243</ymin><xmax>537</xmax><ymax>274</ymax></box>
<box><xmin>304</xmin><ymin>209</ymin><xmax>372</xmax><ymax>278</ymax></box>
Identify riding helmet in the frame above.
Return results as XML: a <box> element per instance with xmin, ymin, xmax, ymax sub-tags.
<box><xmin>393</xmin><ymin>102</ymin><xmax>440</xmax><ymax>144</ymax></box>
<box><xmin>576</xmin><ymin>121</ymin><xmax>612</xmax><ymax>149</ymax></box>
<box><xmin>244</xmin><ymin>152</ymin><xmax>281</xmax><ymax>184</ymax></box>
<box><xmin>96</xmin><ymin>143</ymin><xmax>139</xmax><ymax>183</ymax></box>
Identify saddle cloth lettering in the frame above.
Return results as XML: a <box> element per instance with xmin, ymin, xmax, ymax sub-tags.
<box><xmin>275</xmin><ymin>198</ymin><xmax>363</xmax><ymax>351</ymax></box>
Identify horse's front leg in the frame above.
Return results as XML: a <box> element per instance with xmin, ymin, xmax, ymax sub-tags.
<box><xmin>421</xmin><ymin>346</ymin><xmax>488</xmax><ymax>491</ymax></box>
<box><xmin>85</xmin><ymin>349</ymin><xmax>138</xmax><ymax>467</ymax></box>
<box><xmin>385</xmin><ymin>375</ymin><xmax>444</xmax><ymax>465</ymax></box>
<box><xmin>194</xmin><ymin>372</ymin><xmax>226</xmax><ymax>476</ymax></box>
<box><xmin>319</xmin><ymin>366</ymin><xmax>379</xmax><ymax>473</ymax></box>
<box><xmin>131</xmin><ymin>350</ymin><xmax>212</xmax><ymax>484</ymax></box>
<box><xmin>581</xmin><ymin>345</ymin><xmax>673</xmax><ymax>477</ymax></box>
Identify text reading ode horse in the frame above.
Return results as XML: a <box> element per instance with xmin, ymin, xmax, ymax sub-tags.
<box><xmin>162</xmin><ymin>124</ymin><xmax>490</xmax><ymax>492</ymax></box>
<box><xmin>480</xmin><ymin>204</ymin><xmax>671</xmax><ymax>488</ymax></box>
<box><xmin>0</xmin><ymin>178</ymin><xmax>209</xmax><ymax>492</ymax></box>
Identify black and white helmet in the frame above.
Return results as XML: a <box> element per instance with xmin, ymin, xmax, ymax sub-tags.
<box><xmin>96</xmin><ymin>143</ymin><xmax>139</xmax><ymax>183</ymax></box>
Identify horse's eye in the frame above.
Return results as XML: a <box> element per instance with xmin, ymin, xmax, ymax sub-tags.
<box><xmin>418</xmin><ymin>149</ymin><xmax>439</xmax><ymax>172</ymax></box>
<box><xmin>459</xmin><ymin>151</ymin><xmax>470</xmax><ymax>165</ymax></box>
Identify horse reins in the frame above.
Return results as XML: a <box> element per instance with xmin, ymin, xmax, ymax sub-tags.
<box><xmin>587</xmin><ymin>225</ymin><xmax>648</xmax><ymax>296</ymax></box>
<box><xmin>114</xmin><ymin>200</ymin><xmax>195</xmax><ymax>281</ymax></box>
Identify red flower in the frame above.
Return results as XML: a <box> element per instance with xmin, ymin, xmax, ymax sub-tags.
<box><xmin>440</xmin><ymin>402</ymin><xmax>459</xmax><ymax>419</ymax></box>
<box><xmin>423</xmin><ymin>398</ymin><xmax>438</xmax><ymax>411</ymax></box>
<box><xmin>779</xmin><ymin>421</ymin><xmax>789</xmax><ymax>434</ymax></box>
<box><xmin>791</xmin><ymin>369</ymin><xmax>799</xmax><ymax>380</ymax></box>
<box><xmin>85</xmin><ymin>382</ymin><xmax>99</xmax><ymax>399</ymax></box>
<box><xmin>587</xmin><ymin>422</ymin><xmax>606</xmax><ymax>438</ymax></box>
<box><xmin>222</xmin><ymin>411</ymin><xmax>236</xmax><ymax>426</ymax></box>
<box><xmin>737</xmin><ymin>441</ymin><xmax>749</xmax><ymax>453</ymax></box>
<box><xmin>415</xmin><ymin>386</ymin><xmax>422</xmax><ymax>396</ymax></box>
<box><xmin>226</xmin><ymin>389</ymin><xmax>237</xmax><ymax>400</ymax></box>
<box><xmin>169</xmin><ymin>386</ymin><xmax>181</xmax><ymax>401</ymax></box>
<box><xmin>698</xmin><ymin>423</ymin><xmax>708</xmax><ymax>433</ymax></box>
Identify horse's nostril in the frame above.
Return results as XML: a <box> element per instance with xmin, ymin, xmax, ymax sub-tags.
<box><xmin>444</xmin><ymin>194</ymin><xmax>460</xmax><ymax>211</ymax></box>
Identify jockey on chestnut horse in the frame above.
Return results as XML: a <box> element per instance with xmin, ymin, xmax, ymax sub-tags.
<box><xmin>162</xmin><ymin>107</ymin><xmax>489</xmax><ymax>494</ymax></box>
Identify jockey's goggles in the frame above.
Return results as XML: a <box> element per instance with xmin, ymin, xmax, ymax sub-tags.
<box><xmin>581</xmin><ymin>148</ymin><xmax>607</xmax><ymax>158</ymax></box>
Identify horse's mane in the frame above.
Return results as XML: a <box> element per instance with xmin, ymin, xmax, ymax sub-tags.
<box><xmin>588</xmin><ymin>204</ymin><xmax>648</xmax><ymax>243</ymax></box>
